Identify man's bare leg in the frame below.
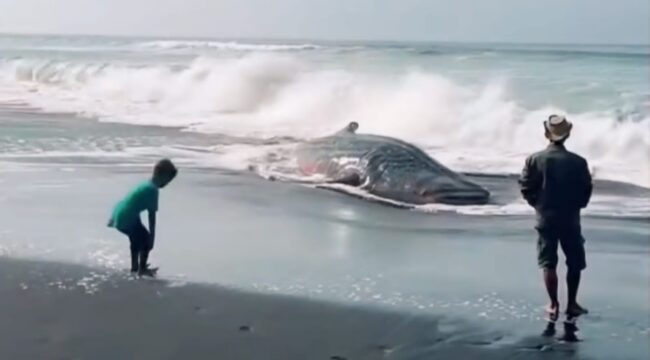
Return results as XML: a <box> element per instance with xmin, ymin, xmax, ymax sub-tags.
<box><xmin>544</xmin><ymin>268</ymin><xmax>560</xmax><ymax>321</ymax></box>
<box><xmin>566</xmin><ymin>269</ymin><xmax>588</xmax><ymax>316</ymax></box>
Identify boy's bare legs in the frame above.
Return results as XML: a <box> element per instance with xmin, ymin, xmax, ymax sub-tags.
<box><xmin>130</xmin><ymin>250</ymin><xmax>138</xmax><ymax>273</ymax></box>
<box><xmin>138</xmin><ymin>250</ymin><xmax>155</xmax><ymax>276</ymax></box>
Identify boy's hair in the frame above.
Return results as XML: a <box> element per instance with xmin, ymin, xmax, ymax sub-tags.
<box><xmin>153</xmin><ymin>158</ymin><xmax>178</xmax><ymax>179</ymax></box>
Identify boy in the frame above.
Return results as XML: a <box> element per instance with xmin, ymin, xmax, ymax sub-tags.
<box><xmin>108</xmin><ymin>159</ymin><xmax>177</xmax><ymax>277</ymax></box>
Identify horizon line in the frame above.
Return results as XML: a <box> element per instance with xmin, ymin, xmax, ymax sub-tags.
<box><xmin>1</xmin><ymin>30</ymin><xmax>648</xmax><ymax>48</ymax></box>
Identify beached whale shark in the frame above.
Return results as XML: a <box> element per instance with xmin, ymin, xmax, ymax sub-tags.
<box><xmin>296</xmin><ymin>122</ymin><xmax>490</xmax><ymax>205</ymax></box>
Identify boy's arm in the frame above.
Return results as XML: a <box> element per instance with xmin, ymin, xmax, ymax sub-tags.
<box><xmin>148</xmin><ymin>210</ymin><xmax>156</xmax><ymax>243</ymax></box>
<box><xmin>148</xmin><ymin>187</ymin><xmax>159</xmax><ymax>244</ymax></box>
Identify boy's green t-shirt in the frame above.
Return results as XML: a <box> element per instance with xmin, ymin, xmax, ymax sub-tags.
<box><xmin>109</xmin><ymin>180</ymin><xmax>159</xmax><ymax>230</ymax></box>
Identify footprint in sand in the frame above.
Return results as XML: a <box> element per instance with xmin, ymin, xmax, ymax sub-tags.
<box><xmin>239</xmin><ymin>325</ymin><xmax>252</xmax><ymax>332</ymax></box>
<box><xmin>374</xmin><ymin>344</ymin><xmax>395</xmax><ymax>355</ymax></box>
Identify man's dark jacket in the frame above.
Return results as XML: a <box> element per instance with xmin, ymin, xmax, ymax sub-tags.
<box><xmin>519</xmin><ymin>143</ymin><xmax>592</xmax><ymax>225</ymax></box>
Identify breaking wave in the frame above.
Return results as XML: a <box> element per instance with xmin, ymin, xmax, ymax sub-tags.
<box><xmin>0</xmin><ymin>54</ymin><xmax>648</xmax><ymax>187</ymax></box>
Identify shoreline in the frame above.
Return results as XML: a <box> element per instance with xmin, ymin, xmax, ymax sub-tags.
<box><xmin>1</xmin><ymin>104</ymin><xmax>649</xmax><ymax>195</ymax></box>
<box><xmin>0</xmin><ymin>257</ymin><xmax>589</xmax><ymax>360</ymax></box>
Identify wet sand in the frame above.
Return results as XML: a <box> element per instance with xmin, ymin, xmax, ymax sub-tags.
<box><xmin>0</xmin><ymin>109</ymin><xmax>647</xmax><ymax>359</ymax></box>
<box><xmin>0</xmin><ymin>257</ymin><xmax>589</xmax><ymax>360</ymax></box>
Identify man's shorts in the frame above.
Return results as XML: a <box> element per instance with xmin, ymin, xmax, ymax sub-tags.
<box><xmin>536</xmin><ymin>223</ymin><xmax>586</xmax><ymax>271</ymax></box>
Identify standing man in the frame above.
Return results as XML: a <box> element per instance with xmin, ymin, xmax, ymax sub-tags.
<box><xmin>519</xmin><ymin>115</ymin><xmax>592</xmax><ymax>321</ymax></box>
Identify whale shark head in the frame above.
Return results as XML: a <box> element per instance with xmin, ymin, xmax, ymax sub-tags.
<box><xmin>368</xmin><ymin>169</ymin><xmax>490</xmax><ymax>206</ymax></box>
<box><xmin>361</xmin><ymin>148</ymin><xmax>491</xmax><ymax>206</ymax></box>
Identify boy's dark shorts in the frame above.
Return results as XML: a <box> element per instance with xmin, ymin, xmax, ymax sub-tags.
<box><xmin>118</xmin><ymin>221</ymin><xmax>153</xmax><ymax>253</ymax></box>
<box><xmin>536</xmin><ymin>223</ymin><xmax>586</xmax><ymax>271</ymax></box>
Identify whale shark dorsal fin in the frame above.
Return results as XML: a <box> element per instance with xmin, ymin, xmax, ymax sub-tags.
<box><xmin>337</xmin><ymin>122</ymin><xmax>359</xmax><ymax>135</ymax></box>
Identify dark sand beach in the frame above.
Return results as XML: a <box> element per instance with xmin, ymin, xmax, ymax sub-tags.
<box><xmin>0</xmin><ymin>257</ymin><xmax>593</xmax><ymax>360</ymax></box>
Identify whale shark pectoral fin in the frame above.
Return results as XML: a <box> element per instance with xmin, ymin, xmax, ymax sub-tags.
<box><xmin>327</xmin><ymin>172</ymin><xmax>362</xmax><ymax>187</ymax></box>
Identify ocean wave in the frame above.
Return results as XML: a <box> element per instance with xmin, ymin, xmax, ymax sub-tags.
<box><xmin>134</xmin><ymin>40</ymin><xmax>323</xmax><ymax>52</ymax></box>
<box><xmin>0</xmin><ymin>54</ymin><xmax>648</xmax><ymax>188</ymax></box>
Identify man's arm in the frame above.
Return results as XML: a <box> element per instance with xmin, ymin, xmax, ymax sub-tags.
<box><xmin>580</xmin><ymin>159</ymin><xmax>593</xmax><ymax>208</ymax></box>
<box><xmin>519</xmin><ymin>156</ymin><xmax>541</xmax><ymax>207</ymax></box>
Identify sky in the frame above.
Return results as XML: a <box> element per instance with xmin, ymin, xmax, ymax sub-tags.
<box><xmin>0</xmin><ymin>0</ymin><xmax>648</xmax><ymax>44</ymax></box>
